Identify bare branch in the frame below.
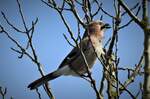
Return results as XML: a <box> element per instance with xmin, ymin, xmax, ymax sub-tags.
<box><xmin>142</xmin><ymin>0</ymin><xmax>150</xmax><ymax>98</ymax></box>
<box><xmin>104</xmin><ymin>38</ymin><xmax>111</xmax><ymax>49</ymax></box>
<box><xmin>26</xmin><ymin>18</ymin><xmax>38</xmax><ymax>49</ymax></box>
<box><xmin>117</xmin><ymin>0</ymin><xmax>143</xmax><ymax>28</ymax></box>
<box><xmin>99</xmin><ymin>3</ymin><xmax>115</xmax><ymax>19</ymax></box>
<box><xmin>66</xmin><ymin>0</ymin><xmax>85</xmax><ymax>26</ymax></box>
<box><xmin>120</xmin><ymin>54</ymin><xmax>144</xmax><ymax>94</ymax></box>
<box><xmin>0</xmin><ymin>86</ymin><xmax>7</xmax><ymax>99</ymax></box>
<box><xmin>36</xmin><ymin>88</ymin><xmax>42</xmax><ymax>99</ymax></box>
<box><xmin>135</xmin><ymin>83</ymin><xmax>143</xmax><ymax>98</ymax></box>
<box><xmin>0</xmin><ymin>25</ymin><xmax>4</xmax><ymax>33</ymax></box>
<box><xmin>142</xmin><ymin>0</ymin><xmax>148</xmax><ymax>21</ymax></box>
<box><xmin>16</xmin><ymin>0</ymin><xmax>28</xmax><ymax>31</ymax></box>
<box><xmin>118</xmin><ymin>67</ymin><xmax>144</xmax><ymax>75</ymax></box>
<box><xmin>82</xmin><ymin>0</ymin><xmax>92</xmax><ymax>22</ymax></box>
<box><xmin>1</xmin><ymin>0</ymin><xmax>55</xmax><ymax>98</ymax></box>
<box><xmin>121</xmin><ymin>2</ymin><xmax>140</xmax><ymax>16</ymax></box>
<box><xmin>63</xmin><ymin>33</ymin><xmax>75</xmax><ymax>47</ymax></box>
<box><xmin>74</xmin><ymin>0</ymin><xmax>82</xmax><ymax>6</ymax></box>
<box><xmin>1</xmin><ymin>12</ymin><xmax>26</xmax><ymax>33</ymax></box>
<box><xmin>91</xmin><ymin>0</ymin><xmax>101</xmax><ymax>18</ymax></box>
<box><xmin>99</xmin><ymin>71</ymin><xmax>105</xmax><ymax>96</ymax></box>
<box><xmin>119</xmin><ymin>5</ymin><xmax>141</xmax><ymax>29</ymax></box>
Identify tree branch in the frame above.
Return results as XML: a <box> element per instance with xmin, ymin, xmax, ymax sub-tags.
<box><xmin>117</xmin><ymin>0</ymin><xmax>143</xmax><ymax>28</ymax></box>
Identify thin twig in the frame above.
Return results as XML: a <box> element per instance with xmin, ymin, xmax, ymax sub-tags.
<box><xmin>118</xmin><ymin>0</ymin><xmax>143</xmax><ymax>28</ymax></box>
<box><xmin>36</xmin><ymin>88</ymin><xmax>42</xmax><ymax>99</ymax></box>
<box><xmin>119</xmin><ymin>5</ymin><xmax>141</xmax><ymax>29</ymax></box>
<box><xmin>63</xmin><ymin>33</ymin><xmax>75</xmax><ymax>47</ymax></box>
<box><xmin>104</xmin><ymin>37</ymin><xmax>111</xmax><ymax>48</ymax></box>
<box><xmin>16</xmin><ymin>0</ymin><xmax>28</xmax><ymax>31</ymax></box>
<box><xmin>99</xmin><ymin>3</ymin><xmax>115</xmax><ymax>19</ymax></box>
<box><xmin>99</xmin><ymin>71</ymin><xmax>105</xmax><ymax>96</ymax></box>
<box><xmin>1</xmin><ymin>0</ymin><xmax>55</xmax><ymax>98</ymax></box>
<box><xmin>1</xmin><ymin>12</ymin><xmax>26</xmax><ymax>33</ymax></box>
<box><xmin>75</xmin><ymin>0</ymin><xmax>82</xmax><ymax>6</ymax></box>
<box><xmin>0</xmin><ymin>86</ymin><xmax>7</xmax><ymax>99</ymax></box>
<box><xmin>121</xmin><ymin>2</ymin><xmax>140</xmax><ymax>16</ymax></box>
<box><xmin>120</xmin><ymin>54</ymin><xmax>144</xmax><ymax>94</ymax></box>
<box><xmin>92</xmin><ymin>0</ymin><xmax>101</xmax><ymax>18</ymax></box>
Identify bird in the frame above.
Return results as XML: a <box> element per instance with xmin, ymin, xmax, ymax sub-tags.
<box><xmin>28</xmin><ymin>20</ymin><xmax>111</xmax><ymax>90</ymax></box>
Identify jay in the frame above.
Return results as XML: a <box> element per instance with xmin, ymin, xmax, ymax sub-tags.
<box><xmin>28</xmin><ymin>20</ymin><xmax>110</xmax><ymax>90</ymax></box>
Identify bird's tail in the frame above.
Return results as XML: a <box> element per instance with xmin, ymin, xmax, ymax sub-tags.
<box><xmin>28</xmin><ymin>70</ymin><xmax>61</xmax><ymax>90</ymax></box>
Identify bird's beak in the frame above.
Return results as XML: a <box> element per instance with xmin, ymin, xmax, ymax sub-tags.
<box><xmin>104</xmin><ymin>23</ymin><xmax>111</xmax><ymax>29</ymax></box>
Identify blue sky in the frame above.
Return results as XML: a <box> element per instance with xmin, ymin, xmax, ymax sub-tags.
<box><xmin>0</xmin><ymin>0</ymin><xmax>148</xmax><ymax>99</ymax></box>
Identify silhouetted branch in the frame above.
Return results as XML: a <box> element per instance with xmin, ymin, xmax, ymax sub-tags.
<box><xmin>36</xmin><ymin>89</ymin><xmax>42</xmax><ymax>99</ymax></box>
<box><xmin>104</xmin><ymin>37</ymin><xmax>111</xmax><ymax>48</ymax></box>
<box><xmin>118</xmin><ymin>0</ymin><xmax>143</xmax><ymax>28</ymax></box>
<box><xmin>16</xmin><ymin>0</ymin><xmax>27</xmax><ymax>31</ymax></box>
<box><xmin>0</xmin><ymin>0</ymin><xmax>55</xmax><ymax>99</ymax></box>
<box><xmin>99</xmin><ymin>71</ymin><xmax>105</xmax><ymax>96</ymax></box>
<box><xmin>118</xmin><ymin>0</ymin><xmax>150</xmax><ymax>98</ymax></box>
<box><xmin>74</xmin><ymin>0</ymin><xmax>82</xmax><ymax>5</ymax></box>
<box><xmin>121</xmin><ymin>2</ymin><xmax>140</xmax><ymax>16</ymax></box>
<box><xmin>91</xmin><ymin>0</ymin><xmax>101</xmax><ymax>18</ymax></box>
<box><xmin>99</xmin><ymin>3</ymin><xmax>115</xmax><ymax>19</ymax></box>
<box><xmin>135</xmin><ymin>83</ymin><xmax>143</xmax><ymax>98</ymax></box>
<box><xmin>0</xmin><ymin>86</ymin><xmax>7</xmax><ymax>99</ymax></box>
<box><xmin>119</xmin><ymin>54</ymin><xmax>144</xmax><ymax>94</ymax></box>
<box><xmin>118</xmin><ymin>67</ymin><xmax>144</xmax><ymax>75</ymax></box>
<box><xmin>119</xmin><ymin>5</ymin><xmax>141</xmax><ymax>30</ymax></box>
<box><xmin>63</xmin><ymin>33</ymin><xmax>75</xmax><ymax>47</ymax></box>
<box><xmin>1</xmin><ymin>12</ymin><xmax>25</xmax><ymax>33</ymax></box>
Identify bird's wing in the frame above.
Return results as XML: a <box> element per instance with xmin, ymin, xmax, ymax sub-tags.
<box><xmin>58</xmin><ymin>37</ymin><xmax>90</xmax><ymax>68</ymax></box>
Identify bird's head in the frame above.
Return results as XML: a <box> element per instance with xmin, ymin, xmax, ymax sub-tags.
<box><xmin>87</xmin><ymin>20</ymin><xmax>111</xmax><ymax>39</ymax></box>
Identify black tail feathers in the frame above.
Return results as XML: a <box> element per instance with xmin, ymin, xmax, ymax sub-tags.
<box><xmin>28</xmin><ymin>71</ymin><xmax>61</xmax><ymax>90</ymax></box>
